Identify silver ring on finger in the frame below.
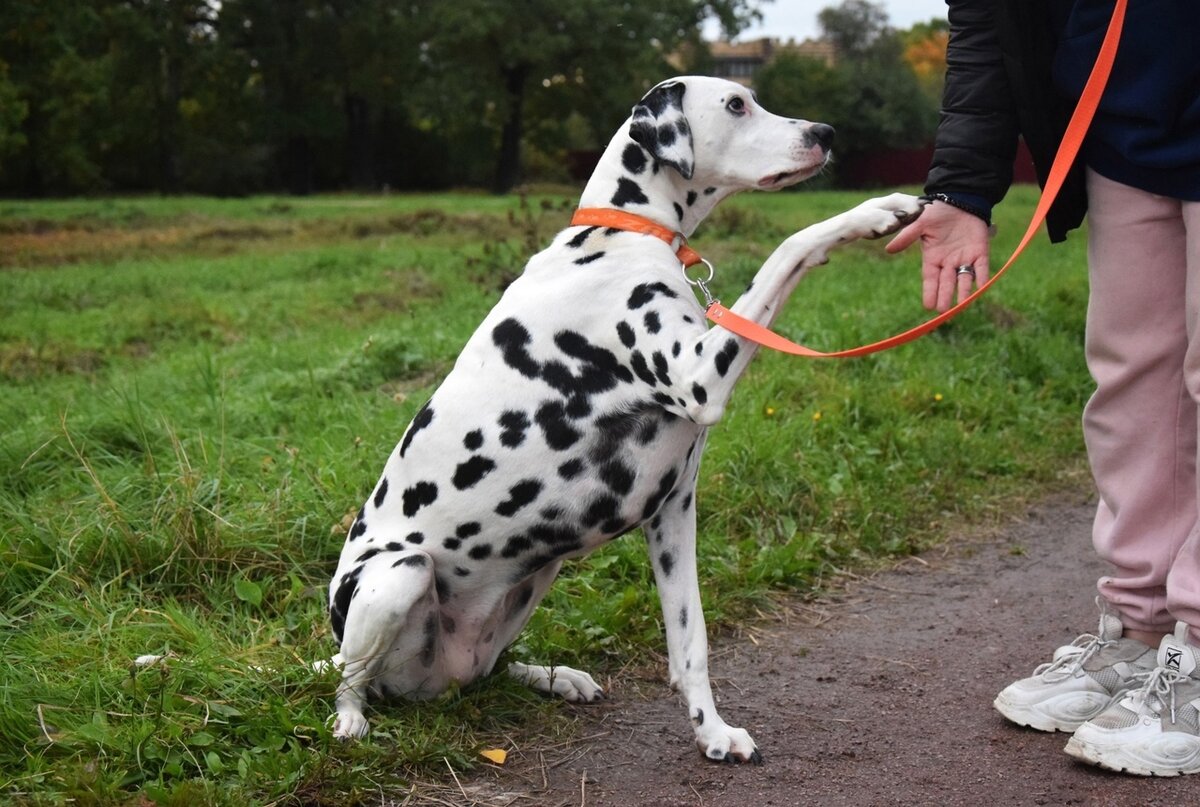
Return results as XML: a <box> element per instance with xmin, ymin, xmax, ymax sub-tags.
<box><xmin>955</xmin><ymin>264</ymin><xmax>976</xmax><ymax>279</ymax></box>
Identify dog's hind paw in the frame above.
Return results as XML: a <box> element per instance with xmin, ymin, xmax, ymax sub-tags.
<box><xmin>507</xmin><ymin>662</ymin><xmax>606</xmax><ymax>702</ymax></box>
<box><xmin>697</xmin><ymin>724</ymin><xmax>762</xmax><ymax>765</ymax></box>
<box><xmin>330</xmin><ymin>709</ymin><xmax>369</xmax><ymax>741</ymax></box>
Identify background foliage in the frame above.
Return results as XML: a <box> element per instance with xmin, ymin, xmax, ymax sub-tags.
<box><xmin>0</xmin><ymin>0</ymin><xmax>947</xmax><ymax>195</ymax></box>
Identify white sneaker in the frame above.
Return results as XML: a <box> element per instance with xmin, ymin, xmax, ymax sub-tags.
<box><xmin>993</xmin><ymin>603</ymin><xmax>1157</xmax><ymax>732</ymax></box>
<box><xmin>1065</xmin><ymin>622</ymin><xmax>1200</xmax><ymax>776</ymax></box>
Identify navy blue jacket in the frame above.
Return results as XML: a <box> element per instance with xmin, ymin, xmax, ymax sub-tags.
<box><xmin>927</xmin><ymin>0</ymin><xmax>1200</xmax><ymax>242</ymax></box>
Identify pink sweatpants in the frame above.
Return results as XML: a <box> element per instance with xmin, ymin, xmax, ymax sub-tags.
<box><xmin>1084</xmin><ymin>170</ymin><xmax>1200</xmax><ymax>640</ymax></box>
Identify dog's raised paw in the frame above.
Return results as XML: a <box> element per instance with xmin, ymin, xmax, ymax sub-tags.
<box><xmin>851</xmin><ymin>192</ymin><xmax>926</xmax><ymax>239</ymax></box>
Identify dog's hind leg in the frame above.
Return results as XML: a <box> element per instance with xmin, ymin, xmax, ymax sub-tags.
<box><xmin>329</xmin><ymin>549</ymin><xmax>442</xmax><ymax>739</ymax></box>
<box><xmin>497</xmin><ymin>562</ymin><xmax>605</xmax><ymax>702</ymax></box>
<box><xmin>645</xmin><ymin>458</ymin><xmax>762</xmax><ymax>764</ymax></box>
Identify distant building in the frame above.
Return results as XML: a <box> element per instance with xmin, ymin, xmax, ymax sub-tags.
<box><xmin>707</xmin><ymin>38</ymin><xmax>837</xmax><ymax>87</ymax></box>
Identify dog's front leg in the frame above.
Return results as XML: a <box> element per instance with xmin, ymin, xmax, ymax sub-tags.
<box><xmin>647</xmin><ymin>470</ymin><xmax>762</xmax><ymax>764</ymax></box>
<box><xmin>679</xmin><ymin>193</ymin><xmax>925</xmax><ymax>426</ymax></box>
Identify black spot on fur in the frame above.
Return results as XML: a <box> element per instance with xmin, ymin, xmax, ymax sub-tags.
<box><xmin>582</xmin><ymin>494</ymin><xmax>620</xmax><ymax>528</ymax></box>
<box><xmin>642</xmin><ymin>467</ymin><xmax>680</xmax><ymax>520</ymax></box>
<box><xmin>463</xmin><ymin>429</ymin><xmax>484</xmax><ymax>450</ymax></box>
<box><xmin>330</xmin><ymin>565</ymin><xmax>363</xmax><ymax>643</ymax></box>
<box><xmin>653</xmin><ymin>391</ymin><xmax>675</xmax><ymax>408</ymax></box>
<box><xmin>456</xmin><ymin>522</ymin><xmax>481</xmax><ymax>539</ymax></box>
<box><xmin>683</xmin><ymin>314</ymin><xmax>695</xmax><ymax>324</ymax></box>
<box><xmin>574</xmin><ymin>251</ymin><xmax>606</xmax><ymax>266</ymax></box>
<box><xmin>558</xmin><ymin>458</ymin><xmax>584</xmax><ymax>479</ymax></box>
<box><xmin>454</xmin><ymin>566</ymin><xmax>470</xmax><ymax>577</ymax></box>
<box><xmin>637</xmin><ymin>417</ymin><xmax>659</xmax><ymax>445</ymax></box>
<box><xmin>442</xmin><ymin>614</ymin><xmax>456</xmax><ymax>634</ymax></box>
<box><xmin>599</xmin><ymin>460</ymin><xmax>636</xmax><ymax>495</ymax></box>
<box><xmin>399</xmin><ymin>401</ymin><xmax>434</xmax><ymax>458</ymax></box>
<box><xmin>349</xmin><ymin>516</ymin><xmax>368</xmax><ymax>541</ymax></box>
<box><xmin>567</xmin><ymin>226</ymin><xmax>598</xmax><ymax>248</ymax></box>
<box><xmin>612</xmin><ymin>177</ymin><xmax>649</xmax><ymax>207</ymax></box>
<box><xmin>492</xmin><ymin>318</ymin><xmax>541</xmax><ymax>379</ymax></box>
<box><xmin>686</xmin><ymin>190</ymin><xmax>698</xmax><ymax>207</ymax></box>
<box><xmin>536</xmin><ymin>401</ymin><xmax>581</xmax><ymax>450</ymax></box>
<box><xmin>501</xmin><ymin>534</ymin><xmax>533</xmax><ymax>558</ymax></box>
<box><xmin>405</xmin><ymin>531</ymin><xmax>425</xmax><ymax>544</ymax></box>
<box><xmin>681</xmin><ymin>492</ymin><xmax>693</xmax><ymax>512</ymax></box>
<box><xmin>419</xmin><ymin>613</ymin><xmax>436</xmax><ymax>667</ymax></box>
<box><xmin>356</xmin><ymin>548</ymin><xmax>381</xmax><ymax>563</ymax></box>
<box><xmin>704</xmin><ymin>186</ymin><xmax>717</xmax><ymax>195</ymax></box>
<box><xmin>693</xmin><ymin>708</ymin><xmax>705</xmax><ymax>725</ymax></box>
<box><xmin>622</xmin><ymin>143</ymin><xmax>648</xmax><ymax>174</ymax></box>
<box><xmin>453</xmin><ymin>455</ymin><xmax>496</xmax><ymax>490</ymax></box>
<box><xmin>672</xmin><ymin>341</ymin><xmax>681</xmax><ymax>357</ymax></box>
<box><xmin>680</xmin><ymin>606</ymin><xmax>688</xmax><ymax>628</ymax></box>
<box><xmin>373</xmin><ymin>478</ymin><xmax>389</xmax><ymax>508</ymax></box>
<box><xmin>498</xmin><ymin>410</ymin><xmax>530</xmax><ymax>448</ymax></box>
<box><xmin>468</xmin><ymin>544</ymin><xmax>493</xmax><ymax>560</ymax></box>
<box><xmin>435</xmin><ymin>575</ymin><xmax>451</xmax><ymax>601</ymax></box>
<box><xmin>541</xmin><ymin>506</ymin><xmax>562</xmax><ymax>521</ymax></box>
<box><xmin>443</xmin><ymin>537</ymin><xmax>461</xmax><ymax>551</ymax></box>
<box><xmin>658</xmin><ymin>550</ymin><xmax>675</xmax><ymax>577</ymax></box>
<box><xmin>616</xmin><ymin>320</ymin><xmax>636</xmax><ymax>348</ymax></box>
<box><xmin>694</xmin><ymin>342</ymin><xmax>703</xmax><ymax>355</ymax></box>
<box><xmin>652</xmin><ymin>351</ymin><xmax>671</xmax><ymax>385</ymax></box>
<box><xmin>714</xmin><ymin>339</ymin><xmax>740</xmax><ymax>377</ymax></box>
<box><xmin>495</xmin><ymin>479</ymin><xmax>543</xmax><ymax>517</ymax></box>
<box><xmin>385</xmin><ymin>541</ymin><xmax>404</xmax><ymax>551</ymax></box>
<box><xmin>673</xmin><ymin>202</ymin><xmax>684</xmax><ymax>221</ymax></box>
<box><xmin>643</xmin><ymin>310</ymin><xmax>661</xmax><ymax>334</ymax></box>
<box><xmin>392</xmin><ymin>554</ymin><xmax>427</xmax><ymax>569</ymax></box>
<box><xmin>627</xmin><ymin>282</ymin><xmax>678</xmax><ymax>310</ymax></box>
<box><xmin>402</xmin><ymin>481</ymin><xmax>438</xmax><ymax>517</ymax></box>
<box><xmin>630</xmin><ymin>351</ymin><xmax>657</xmax><ymax>386</ymax></box>
<box><xmin>692</xmin><ymin>383</ymin><xmax>707</xmax><ymax>405</ymax></box>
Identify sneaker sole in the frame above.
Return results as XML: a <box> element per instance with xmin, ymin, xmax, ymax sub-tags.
<box><xmin>1064</xmin><ymin>731</ymin><xmax>1200</xmax><ymax>777</ymax></box>
<box><xmin>993</xmin><ymin>691</ymin><xmax>1112</xmax><ymax>733</ymax></box>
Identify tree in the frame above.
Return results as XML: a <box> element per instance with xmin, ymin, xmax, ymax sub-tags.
<box><xmin>425</xmin><ymin>0</ymin><xmax>763</xmax><ymax>194</ymax></box>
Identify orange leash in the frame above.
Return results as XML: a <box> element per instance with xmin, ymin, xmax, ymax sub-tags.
<box><xmin>573</xmin><ymin>0</ymin><xmax>1126</xmax><ymax>359</ymax></box>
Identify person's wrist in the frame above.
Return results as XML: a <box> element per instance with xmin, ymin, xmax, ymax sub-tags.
<box><xmin>920</xmin><ymin>192</ymin><xmax>992</xmax><ymax>226</ymax></box>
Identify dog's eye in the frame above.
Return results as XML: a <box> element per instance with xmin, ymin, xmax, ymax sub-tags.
<box><xmin>725</xmin><ymin>96</ymin><xmax>746</xmax><ymax>116</ymax></box>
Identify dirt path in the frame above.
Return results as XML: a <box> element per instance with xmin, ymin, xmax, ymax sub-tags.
<box><xmin>459</xmin><ymin>499</ymin><xmax>1196</xmax><ymax>806</ymax></box>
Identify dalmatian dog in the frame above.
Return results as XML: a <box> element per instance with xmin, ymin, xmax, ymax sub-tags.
<box><xmin>324</xmin><ymin>75</ymin><xmax>923</xmax><ymax>763</ymax></box>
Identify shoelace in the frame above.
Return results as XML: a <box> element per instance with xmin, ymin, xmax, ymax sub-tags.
<box><xmin>1033</xmin><ymin>632</ymin><xmax>1110</xmax><ymax>680</ymax></box>
<box><xmin>1128</xmin><ymin>666</ymin><xmax>1190</xmax><ymax>723</ymax></box>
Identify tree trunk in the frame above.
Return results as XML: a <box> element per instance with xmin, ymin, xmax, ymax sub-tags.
<box><xmin>493</xmin><ymin>64</ymin><xmax>528</xmax><ymax>194</ymax></box>
<box><xmin>344</xmin><ymin>92</ymin><xmax>374</xmax><ymax>190</ymax></box>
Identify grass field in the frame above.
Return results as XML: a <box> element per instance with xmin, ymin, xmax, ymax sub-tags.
<box><xmin>0</xmin><ymin>186</ymin><xmax>1093</xmax><ymax>805</ymax></box>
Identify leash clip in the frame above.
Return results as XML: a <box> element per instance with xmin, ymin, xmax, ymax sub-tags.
<box><xmin>683</xmin><ymin>257</ymin><xmax>718</xmax><ymax>308</ymax></box>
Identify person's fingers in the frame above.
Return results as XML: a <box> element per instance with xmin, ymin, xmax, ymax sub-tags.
<box><xmin>921</xmin><ymin>260</ymin><xmax>940</xmax><ymax>310</ymax></box>
<box><xmin>955</xmin><ymin>263</ymin><xmax>976</xmax><ymax>305</ymax></box>
<box><xmin>885</xmin><ymin>221</ymin><xmax>922</xmax><ymax>254</ymax></box>
<box><xmin>936</xmin><ymin>264</ymin><xmax>958</xmax><ymax>312</ymax></box>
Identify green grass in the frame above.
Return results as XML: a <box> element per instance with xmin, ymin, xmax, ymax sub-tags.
<box><xmin>0</xmin><ymin>186</ymin><xmax>1092</xmax><ymax>804</ymax></box>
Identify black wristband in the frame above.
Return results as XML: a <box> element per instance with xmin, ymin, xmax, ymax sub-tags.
<box><xmin>920</xmin><ymin>192</ymin><xmax>992</xmax><ymax>226</ymax></box>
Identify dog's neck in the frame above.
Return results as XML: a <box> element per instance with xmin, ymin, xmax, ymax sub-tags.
<box><xmin>577</xmin><ymin>129</ymin><xmax>731</xmax><ymax>239</ymax></box>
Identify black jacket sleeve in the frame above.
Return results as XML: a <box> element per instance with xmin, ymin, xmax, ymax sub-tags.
<box><xmin>926</xmin><ymin>0</ymin><xmax>1087</xmax><ymax>242</ymax></box>
<box><xmin>926</xmin><ymin>0</ymin><xmax>1019</xmax><ymax>206</ymax></box>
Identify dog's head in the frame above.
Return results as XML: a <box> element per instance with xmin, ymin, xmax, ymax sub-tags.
<box><xmin>628</xmin><ymin>76</ymin><xmax>833</xmax><ymax>191</ymax></box>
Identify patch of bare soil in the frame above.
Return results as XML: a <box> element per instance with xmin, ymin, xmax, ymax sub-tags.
<box><xmin>458</xmin><ymin>498</ymin><xmax>1197</xmax><ymax>806</ymax></box>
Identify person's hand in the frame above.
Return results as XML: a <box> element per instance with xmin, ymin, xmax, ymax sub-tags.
<box><xmin>886</xmin><ymin>200</ymin><xmax>991</xmax><ymax>312</ymax></box>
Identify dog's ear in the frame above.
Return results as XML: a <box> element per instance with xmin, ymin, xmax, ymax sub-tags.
<box><xmin>629</xmin><ymin>81</ymin><xmax>695</xmax><ymax>180</ymax></box>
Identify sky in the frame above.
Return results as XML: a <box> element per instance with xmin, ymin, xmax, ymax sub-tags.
<box><xmin>708</xmin><ymin>0</ymin><xmax>948</xmax><ymax>41</ymax></box>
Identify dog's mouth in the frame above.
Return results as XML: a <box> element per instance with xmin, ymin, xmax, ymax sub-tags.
<box><xmin>757</xmin><ymin>167</ymin><xmax>815</xmax><ymax>190</ymax></box>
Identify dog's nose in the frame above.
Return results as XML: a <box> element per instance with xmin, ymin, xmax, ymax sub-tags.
<box><xmin>807</xmin><ymin>123</ymin><xmax>835</xmax><ymax>151</ymax></box>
